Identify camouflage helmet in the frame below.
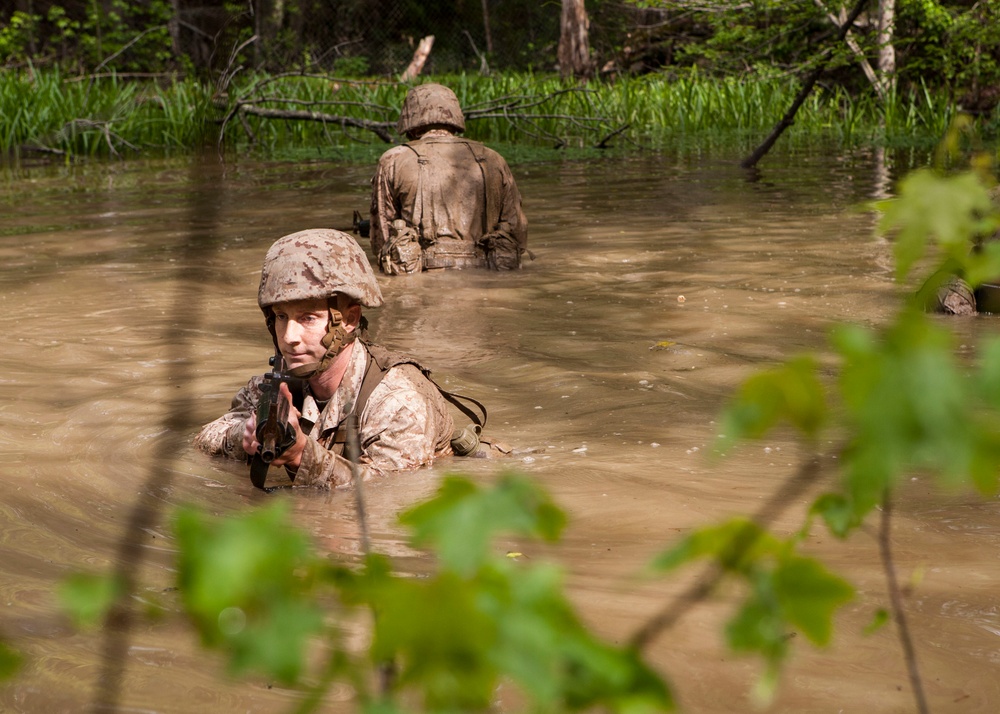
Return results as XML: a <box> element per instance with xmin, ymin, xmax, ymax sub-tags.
<box><xmin>258</xmin><ymin>228</ymin><xmax>383</xmax><ymax>311</ymax></box>
<box><xmin>397</xmin><ymin>83</ymin><xmax>466</xmax><ymax>136</ymax></box>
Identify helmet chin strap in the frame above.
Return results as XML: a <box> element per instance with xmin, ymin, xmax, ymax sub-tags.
<box><xmin>285</xmin><ymin>307</ymin><xmax>355</xmax><ymax>379</ymax></box>
<box><xmin>264</xmin><ymin>307</ymin><xmax>357</xmax><ymax>380</ymax></box>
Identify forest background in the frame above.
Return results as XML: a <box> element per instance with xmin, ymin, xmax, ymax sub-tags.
<box><xmin>3</xmin><ymin>0</ymin><xmax>1000</xmax><ymax>158</ymax></box>
<box><xmin>5</xmin><ymin>2</ymin><xmax>1000</xmax><ymax>714</ymax></box>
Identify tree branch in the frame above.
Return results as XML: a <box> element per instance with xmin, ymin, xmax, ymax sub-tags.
<box><xmin>740</xmin><ymin>0</ymin><xmax>871</xmax><ymax>169</ymax></box>
<box><xmin>629</xmin><ymin>453</ymin><xmax>828</xmax><ymax>650</ymax></box>
<box><xmin>878</xmin><ymin>491</ymin><xmax>930</xmax><ymax>714</ymax></box>
<box><xmin>234</xmin><ymin>104</ymin><xmax>395</xmax><ymax>143</ymax></box>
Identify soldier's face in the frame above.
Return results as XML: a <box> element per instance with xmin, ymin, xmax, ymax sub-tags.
<box><xmin>272</xmin><ymin>298</ymin><xmax>332</xmax><ymax>371</ymax></box>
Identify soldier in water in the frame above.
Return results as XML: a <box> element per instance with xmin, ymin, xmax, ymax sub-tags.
<box><xmin>370</xmin><ymin>83</ymin><xmax>528</xmax><ymax>274</ymax></box>
<box><xmin>194</xmin><ymin>228</ymin><xmax>457</xmax><ymax>488</ymax></box>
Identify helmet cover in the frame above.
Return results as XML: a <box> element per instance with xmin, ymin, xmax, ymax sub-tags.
<box><xmin>258</xmin><ymin>228</ymin><xmax>383</xmax><ymax>311</ymax></box>
<box><xmin>396</xmin><ymin>83</ymin><xmax>466</xmax><ymax>136</ymax></box>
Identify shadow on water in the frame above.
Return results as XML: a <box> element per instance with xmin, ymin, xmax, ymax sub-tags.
<box><xmin>90</xmin><ymin>153</ymin><xmax>225</xmax><ymax>713</ymax></box>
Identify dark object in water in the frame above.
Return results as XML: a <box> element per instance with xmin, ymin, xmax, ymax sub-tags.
<box><xmin>975</xmin><ymin>283</ymin><xmax>1000</xmax><ymax>314</ymax></box>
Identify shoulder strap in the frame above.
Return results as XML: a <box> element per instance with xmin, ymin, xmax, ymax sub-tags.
<box><xmin>461</xmin><ymin>139</ymin><xmax>495</xmax><ymax>237</ymax></box>
<box><xmin>328</xmin><ymin>342</ymin><xmax>489</xmax><ymax>453</ymax></box>
<box><xmin>328</xmin><ymin>344</ymin><xmax>393</xmax><ymax>452</ymax></box>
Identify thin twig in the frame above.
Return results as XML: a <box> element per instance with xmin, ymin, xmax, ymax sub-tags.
<box><xmin>92</xmin><ymin>26</ymin><xmax>168</xmax><ymax>78</ymax></box>
<box><xmin>344</xmin><ymin>410</ymin><xmax>397</xmax><ymax>694</ymax></box>
<box><xmin>344</xmin><ymin>412</ymin><xmax>371</xmax><ymax>556</ymax></box>
<box><xmin>217</xmin><ymin>34</ymin><xmax>258</xmax><ymax>94</ymax></box>
<box><xmin>629</xmin><ymin>453</ymin><xmax>828</xmax><ymax>650</ymax></box>
<box><xmin>595</xmin><ymin>123</ymin><xmax>631</xmax><ymax>148</ymax></box>
<box><xmin>878</xmin><ymin>491</ymin><xmax>930</xmax><ymax>714</ymax></box>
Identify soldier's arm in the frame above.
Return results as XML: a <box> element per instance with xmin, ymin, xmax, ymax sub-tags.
<box><xmin>193</xmin><ymin>376</ymin><xmax>264</xmax><ymax>460</ymax></box>
<box><xmin>496</xmin><ymin>158</ymin><xmax>528</xmax><ymax>250</ymax></box>
<box><xmin>370</xmin><ymin>154</ymin><xmax>402</xmax><ymax>257</ymax></box>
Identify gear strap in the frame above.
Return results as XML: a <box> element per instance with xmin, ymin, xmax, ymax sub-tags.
<box><xmin>327</xmin><ymin>342</ymin><xmax>487</xmax><ymax>455</ymax></box>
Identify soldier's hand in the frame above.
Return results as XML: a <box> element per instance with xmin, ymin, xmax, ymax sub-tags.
<box><xmin>271</xmin><ymin>382</ymin><xmax>307</xmax><ymax>471</ymax></box>
<box><xmin>242</xmin><ymin>413</ymin><xmax>258</xmax><ymax>456</ymax></box>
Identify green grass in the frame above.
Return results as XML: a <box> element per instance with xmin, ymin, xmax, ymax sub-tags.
<box><xmin>0</xmin><ymin>67</ymin><xmax>973</xmax><ymax>161</ymax></box>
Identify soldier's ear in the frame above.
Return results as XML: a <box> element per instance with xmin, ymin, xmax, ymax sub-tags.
<box><xmin>342</xmin><ymin>303</ymin><xmax>362</xmax><ymax>331</ymax></box>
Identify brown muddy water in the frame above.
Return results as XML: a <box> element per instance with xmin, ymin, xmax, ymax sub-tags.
<box><xmin>1</xmin><ymin>147</ymin><xmax>999</xmax><ymax>713</ymax></box>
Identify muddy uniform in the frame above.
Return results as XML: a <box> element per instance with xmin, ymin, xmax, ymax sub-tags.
<box><xmin>370</xmin><ymin>83</ymin><xmax>527</xmax><ymax>274</ymax></box>
<box><xmin>370</xmin><ymin>132</ymin><xmax>527</xmax><ymax>273</ymax></box>
<box><xmin>195</xmin><ymin>339</ymin><xmax>454</xmax><ymax>488</ymax></box>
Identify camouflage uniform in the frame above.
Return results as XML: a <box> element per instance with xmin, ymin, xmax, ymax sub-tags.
<box><xmin>370</xmin><ymin>83</ymin><xmax>527</xmax><ymax>274</ymax></box>
<box><xmin>194</xmin><ymin>228</ymin><xmax>455</xmax><ymax>488</ymax></box>
<box><xmin>194</xmin><ymin>339</ymin><xmax>454</xmax><ymax>487</ymax></box>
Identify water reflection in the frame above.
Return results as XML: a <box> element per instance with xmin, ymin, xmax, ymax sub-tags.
<box><xmin>2</xmin><ymin>147</ymin><xmax>999</xmax><ymax>712</ymax></box>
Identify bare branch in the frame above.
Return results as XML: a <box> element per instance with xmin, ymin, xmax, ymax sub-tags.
<box><xmin>629</xmin><ymin>453</ymin><xmax>829</xmax><ymax>651</ymax></box>
<box><xmin>878</xmin><ymin>493</ymin><xmax>930</xmax><ymax>714</ymax></box>
<box><xmin>235</xmin><ymin>104</ymin><xmax>395</xmax><ymax>143</ymax></box>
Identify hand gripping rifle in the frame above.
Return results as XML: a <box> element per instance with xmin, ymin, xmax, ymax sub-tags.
<box><xmin>249</xmin><ymin>353</ymin><xmax>302</xmax><ymax>491</ymax></box>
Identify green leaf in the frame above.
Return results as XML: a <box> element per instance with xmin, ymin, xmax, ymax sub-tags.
<box><xmin>717</xmin><ymin>356</ymin><xmax>827</xmax><ymax>450</ymax></box>
<box><xmin>58</xmin><ymin>572</ymin><xmax>122</xmax><ymax>629</ymax></box>
<box><xmin>863</xmin><ymin>608</ymin><xmax>890</xmax><ymax>636</ymax></box>
<box><xmin>0</xmin><ymin>639</ymin><xmax>22</xmax><ymax>681</ymax></box>
<box><xmin>976</xmin><ymin>337</ymin><xmax>1000</xmax><ymax>407</ymax></box>
<box><xmin>832</xmin><ymin>309</ymin><xmax>999</xmax><ymax>511</ymax></box>
<box><xmin>773</xmin><ymin>556</ymin><xmax>854</xmax><ymax>646</ymax></box>
<box><xmin>876</xmin><ymin>169</ymin><xmax>994</xmax><ymax>282</ymax></box>
<box><xmin>172</xmin><ymin>501</ymin><xmax>326</xmax><ymax>685</ymax></box>
<box><xmin>725</xmin><ymin>575</ymin><xmax>786</xmax><ymax>662</ymax></box>
<box><xmin>399</xmin><ymin>474</ymin><xmax>566</xmax><ymax>575</ymax></box>
<box><xmin>651</xmin><ymin>519</ymin><xmax>782</xmax><ymax>574</ymax></box>
<box><xmin>810</xmin><ymin>493</ymin><xmax>857</xmax><ymax>538</ymax></box>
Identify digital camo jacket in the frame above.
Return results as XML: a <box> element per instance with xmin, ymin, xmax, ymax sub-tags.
<box><xmin>194</xmin><ymin>341</ymin><xmax>454</xmax><ymax>488</ymax></box>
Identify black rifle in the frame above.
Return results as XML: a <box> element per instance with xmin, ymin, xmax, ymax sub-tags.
<box><xmin>352</xmin><ymin>209</ymin><xmax>370</xmax><ymax>238</ymax></box>
<box><xmin>249</xmin><ymin>353</ymin><xmax>302</xmax><ymax>491</ymax></box>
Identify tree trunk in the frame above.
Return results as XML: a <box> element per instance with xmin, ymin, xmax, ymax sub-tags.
<box><xmin>481</xmin><ymin>0</ymin><xmax>494</xmax><ymax>54</ymax></box>
<box><xmin>558</xmin><ymin>0</ymin><xmax>591</xmax><ymax>80</ymax></box>
<box><xmin>400</xmin><ymin>35</ymin><xmax>434</xmax><ymax>82</ymax></box>
<box><xmin>255</xmin><ymin>0</ymin><xmax>285</xmax><ymax>67</ymax></box>
<box><xmin>877</xmin><ymin>0</ymin><xmax>896</xmax><ymax>97</ymax></box>
<box><xmin>17</xmin><ymin>0</ymin><xmax>37</xmax><ymax>55</ymax></box>
<box><xmin>813</xmin><ymin>0</ymin><xmax>884</xmax><ymax>102</ymax></box>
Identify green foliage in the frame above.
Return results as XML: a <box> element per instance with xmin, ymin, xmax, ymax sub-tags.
<box><xmin>0</xmin><ymin>638</ymin><xmax>23</xmax><ymax>682</ymax></box>
<box><xmin>649</xmin><ymin>122</ymin><xmax>1000</xmax><ymax>702</ymax></box>
<box><xmin>166</xmin><ymin>475</ymin><xmax>672</xmax><ymax>712</ymax></box>
<box><xmin>651</xmin><ymin>518</ymin><xmax>853</xmax><ymax>679</ymax></box>
<box><xmin>0</xmin><ymin>66</ymin><xmax>965</xmax><ymax>159</ymax></box>
<box><xmin>0</xmin><ymin>11</ymin><xmax>41</xmax><ymax>65</ymax></box>
<box><xmin>58</xmin><ymin>571</ymin><xmax>123</xmax><ymax>629</ymax></box>
<box><xmin>174</xmin><ymin>501</ymin><xmax>327</xmax><ymax>685</ymax></box>
<box><xmin>717</xmin><ymin>356</ymin><xmax>827</xmax><ymax>452</ymax></box>
<box><xmin>399</xmin><ymin>474</ymin><xmax>565</xmax><ymax>575</ymax></box>
<box><xmin>874</xmin><ymin>169</ymin><xmax>996</xmax><ymax>283</ymax></box>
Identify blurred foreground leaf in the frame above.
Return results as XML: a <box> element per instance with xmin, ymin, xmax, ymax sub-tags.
<box><xmin>400</xmin><ymin>473</ymin><xmax>566</xmax><ymax>575</ymax></box>
<box><xmin>717</xmin><ymin>356</ymin><xmax>827</xmax><ymax>453</ymax></box>
<box><xmin>0</xmin><ymin>639</ymin><xmax>22</xmax><ymax>681</ymax></box>
<box><xmin>173</xmin><ymin>500</ymin><xmax>326</xmax><ymax>685</ymax></box>
<box><xmin>58</xmin><ymin>572</ymin><xmax>123</xmax><ymax>629</ymax></box>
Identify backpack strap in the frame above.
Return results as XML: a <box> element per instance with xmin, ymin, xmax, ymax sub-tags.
<box><xmin>461</xmin><ymin>139</ymin><xmax>496</xmax><ymax>237</ymax></box>
<box><xmin>327</xmin><ymin>341</ymin><xmax>488</xmax><ymax>455</ymax></box>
